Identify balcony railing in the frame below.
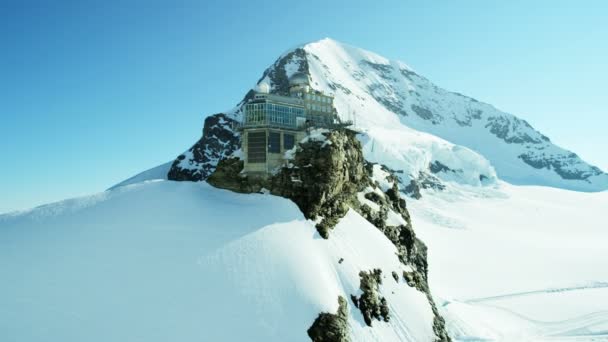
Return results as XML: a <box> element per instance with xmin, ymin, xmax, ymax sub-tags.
<box><xmin>236</xmin><ymin>120</ymin><xmax>300</xmax><ymax>131</ymax></box>
<box><xmin>236</xmin><ymin>118</ymin><xmax>354</xmax><ymax>131</ymax></box>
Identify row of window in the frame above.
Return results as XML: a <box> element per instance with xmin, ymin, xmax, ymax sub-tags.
<box><xmin>245</xmin><ymin>103</ymin><xmax>305</xmax><ymax>128</ymax></box>
<box><xmin>245</xmin><ymin>100</ymin><xmax>336</xmax><ymax>130</ymax></box>
<box><xmin>305</xmin><ymin>93</ymin><xmax>332</xmax><ymax>103</ymax></box>
<box><xmin>306</xmin><ymin>103</ymin><xmax>331</xmax><ymax>112</ymax></box>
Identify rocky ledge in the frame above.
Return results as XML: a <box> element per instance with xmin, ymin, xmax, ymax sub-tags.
<box><xmin>167</xmin><ymin>113</ymin><xmax>240</xmax><ymax>182</ymax></box>
<box><xmin>204</xmin><ymin>128</ymin><xmax>450</xmax><ymax>341</ymax></box>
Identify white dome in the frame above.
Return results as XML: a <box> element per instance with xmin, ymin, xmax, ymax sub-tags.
<box><xmin>289</xmin><ymin>72</ymin><xmax>310</xmax><ymax>86</ymax></box>
<box><xmin>256</xmin><ymin>82</ymin><xmax>270</xmax><ymax>93</ymax></box>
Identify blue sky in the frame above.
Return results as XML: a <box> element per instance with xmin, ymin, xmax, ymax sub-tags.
<box><xmin>1</xmin><ymin>0</ymin><xmax>607</xmax><ymax>213</ymax></box>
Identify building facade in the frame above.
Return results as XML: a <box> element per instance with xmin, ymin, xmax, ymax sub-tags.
<box><xmin>240</xmin><ymin>72</ymin><xmax>339</xmax><ymax>175</ymax></box>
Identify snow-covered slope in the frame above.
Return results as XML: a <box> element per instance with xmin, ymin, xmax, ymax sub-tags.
<box><xmin>252</xmin><ymin>38</ymin><xmax>607</xmax><ymax>192</ymax></box>
<box><xmin>6</xmin><ymin>38</ymin><xmax>606</xmax><ymax>342</ymax></box>
<box><xmin>0</xmin><ymin>181</ymin><xmax>437</xmax><ymax>342</ymax></box>
<box><xmin>410</xmin><ymin>182</ymin><xmax>608</xmax><ymax>341</ymax></box>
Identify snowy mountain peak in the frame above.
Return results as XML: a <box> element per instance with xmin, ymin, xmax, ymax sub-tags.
<box><xmin>251</xmin><ymin>38</ymin><xmax>607</xmax><ymax>192</ymax></box>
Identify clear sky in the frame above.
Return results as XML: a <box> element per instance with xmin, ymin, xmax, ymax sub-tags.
<box><xmin>1</xmin><ymin>0</ymin><xmax>607</xmax><ymax>213</ymax></box>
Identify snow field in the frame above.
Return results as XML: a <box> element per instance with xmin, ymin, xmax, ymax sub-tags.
<box><xmin>0</xmin><ymin>180</ymin><xmax>437</xmax><ymax>342</ymax></box>
<box><xmin>410</xmin><ymin>182</ymin><xmax>608</xmax><ymax>341</ymax></box>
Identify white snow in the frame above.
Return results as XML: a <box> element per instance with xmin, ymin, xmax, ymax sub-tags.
<box><xmin>386</xmin><ymin>209</ymin><xmax>407</xmax><ymax>227</ymax></box>
<box><xmin>409</xmin><ymin>182</ymin><xmax>608</xmax><ymax>341</ymax></box>
<box><xmin>370</xmin><ymin>164</ymin><xmax>394</xmax><ymax>192</ymax></box>
<box><xmin>0</xmin><ymin>180</ymin><xmax>437</xmax><ymax>342</ymax></box>
<box><xmin>357</xmin><ymin>190</ymin><xmax>380</xmax><ymax>212</ymax></box>
<box><xmin>296</xmin><ymin>38</ymin><xmax>608</xmax><ymax>192</ymax></box>
<box><xmin>177</xmin><ymin>150</ymin><xmax>201</xmax><ymax>171</ymax></box>
<box><xmin>357</xmin><ymin>125</ymin><xmax>498</xmax><ymax>188</ymax></box>
<box><xmin>109</xmin><ymin>161</ymin><xmax>172</xmax><ymax>189</ymax></box>
<box><xmin>300</xmin><ymin>128</ymin><xmax>330</xmax><ymax>144</ymax></box>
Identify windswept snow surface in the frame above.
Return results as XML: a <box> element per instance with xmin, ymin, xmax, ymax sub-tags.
<box><xmin>409</xmin><ymin>183</ymin><xmax>608</xmax><ymax>341</ymax></box>
<box><xmin>0</xmin><ymin>180</ymin><xmax>436</xmax><ymax>342</ymax></box>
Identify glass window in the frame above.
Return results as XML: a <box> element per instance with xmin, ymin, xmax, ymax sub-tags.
<box><xmin>268</xmin><ymin>132</ymin><xmax>281</xmax><ymax>153</ymax></box>
<box><xmin>284</xmin><ymin>134</ymin><xmax>295</xmax><ymax>150</ymax></box>
<box><xmin>248</xmin><ymin>132</ymin><xmax>266</xmax><ymax>163</ymax></box>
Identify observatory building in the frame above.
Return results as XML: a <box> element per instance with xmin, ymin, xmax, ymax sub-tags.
<box><xmin>240</xmin><ymin>72</ymin><xmax>343</xmax><ymax>175</ymax></box>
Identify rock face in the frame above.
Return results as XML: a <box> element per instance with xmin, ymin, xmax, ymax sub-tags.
<box><xmin>271</xmin><ymin>129</ymin><xmax>367</xmax><ymax>238</ymax></box>
<box><xmin>167</xmin><ymin>113</ymin><xmax>240</xmax><ymax>182</ymax></box>
<box><xmin>257</xmin><ymin>48</ymin><xmax>309</xmax><ymax>96</ymax></box>
<box><xmin>518</xmin><ymin>151</ymin><xmax>604</xmax><ymax>181</ymax></box>
<box><xmin>207</xmin><ymin>128</ymin><xmax>367</xmax><ymax>238</ymax></box>
<box><xmin>358</xmin><ymin>168</ymin><xmax>429</xmax><ymax>279</ymax></box>
<box><xmin>307</xmin><ymin>296</ymin><xmax>350</xmax><ymax>342</ymax></box>
<box><xmin>206</xmin><ymin>128</ymin><xmax>451</xmax><ymax>341</ymax></box>
<box><xmin>351</xmin><ymin>269</ymin><xmax>390</xmax><ymax>326</ymax></box>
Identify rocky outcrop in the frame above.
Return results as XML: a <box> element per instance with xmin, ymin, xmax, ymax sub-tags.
<box><xmin>307</xmin><ymin>296</ymin><xmax>350</xmax><ymax>342</ymax></box>
<box><xmin>519</xmin><ymin>151</ymin><xmax>604</xmax><ymax>181</ymax></box>
<box><xmin>205</xmin><ymin>130</ymin><xmax>431</xmax><ymax>270</ymax></box>
<box><xmin>401</xmin><ymin>270</ymin><xmax>450</xmax><ymax>341</ymax></box>
<box><xmin>404</xmin><ymin>179</ymin><xmax>423</xmax><ymax>199</ymax></box>
<box><xmin>207</xmin><ymin>128</ymin><xmax>368</xmax><ymax>239</ymax></box>
<box><xmin>359</xmin><ymin>174</ymin><xmax>429</xmax><ymax>279</ymax></box>
<box><xmin>351</xmin><ymin>269</ymin><xmax>390</xmax><ymax>326</ymax></box>
<box><xmin>429</xmin><ymin>161</ymin><xmax>456</xmax><ymax>174</ymax></box>
<box><xmin>257</xmin><ymin>48</ymin><xmax>309</xmax><ymax>96</ymax></box>
<box><xmin>403</xmin><ymin>171</ymin><xmax>446</xmax><ymax>200</ymax></box>
<box><xmin>411</xmin><ymin>104</ymin><xmax>441</xmax><ymax>124</ymax></box>
<box><xmin>270</xmin><ymin>129</ymin><xmax>368</xmax><ymax>238</ymax></box>
<box><xmin>485</xmin><ymin>116</ymin><xmax>548</xmax><ymax>145</ymax></box>
<box><xmin>206</xmin><ymin>128</ymin><xmax>450</xmax><ymax>341</ymax></box>
<box><xmin>167</xmin><ymin>113</ymin><xmax>240</xmax><ymax>182</ymax></box>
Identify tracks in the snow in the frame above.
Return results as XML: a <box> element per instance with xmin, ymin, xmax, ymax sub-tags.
<box><xmin>447</xmin><ymin>282</ymin><xmax>608</xmax><ymax>341</ymax></box>
<box><xmin>462</xmin><ymin>282</ymin><xmax>608</xmax><ymax>304</ymax></box>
